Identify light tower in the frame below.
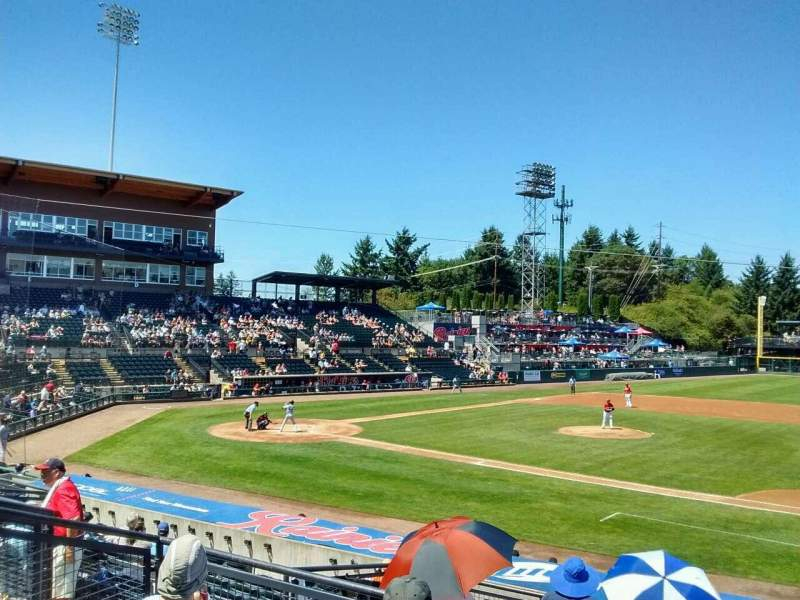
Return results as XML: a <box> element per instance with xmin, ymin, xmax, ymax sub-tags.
<box><xmin>552</xmin><ymin>185</ymin><xmax>573</xmax><ymax>307</ymax></box>
<box><xmin>516</xmin><ymin>163</ymin><xmax>556</xmax><ymax>313</ymax></box>
<box><xmin>97</xmin><ymin>2</ymin><xmax>141</xmax><ymax>171</ymax></box>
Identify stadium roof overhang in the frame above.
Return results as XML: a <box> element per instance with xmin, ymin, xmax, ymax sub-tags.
<box><xmin>252</xmin><ymin>271</ymin><xmax>395</xmax><ymax>302</ymax></box>
<box><xmin>253</xmin><ymin>271</ymin><xmax>394</xmax><ymax>290</ymax></box>
<box><xmin>0</xmin><ymin>156</ymin><xmax>243</xmax><ymax>210</ymax></box>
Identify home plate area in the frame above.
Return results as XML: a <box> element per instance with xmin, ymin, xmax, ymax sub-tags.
<box><xmin>208</xmin><ymin>419</ymin><xmax>363</xmax><ymax>443</ymax></box>
<box><xmin>558</xmin><ymin>425</ymin><xmax>653</xmax><ymax>440</ymax></box>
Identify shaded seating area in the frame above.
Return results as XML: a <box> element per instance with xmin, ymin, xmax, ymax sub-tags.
<box><xmin>212</xmin><ymin>354</ymin><xmax>259</xmax><ymax>375</ymax></box>
<box><xmin>373</xmin><ymin>353</ymin><xmax>408</xmax><ymax>372</ymax></box>
<box><xmin>263</xmin><ymin>358</ymin><xmax>315</xmax><ymax>375</ymax></box>
<box><xmin>67</xmin><ymin>361</ymin><xmax>110</xmax><ymax>384</ymax></box>
<box><xmin>342</xmin><ymin>353</ymin><xmax>389</xmax><ymax>372</ymax></box>
<box><xmin>410</xmin><ymin>357</ymin><xmax>472</xmax><ymax>381</ymax></box>
<box><xmin>109</xmin><ymin>355</ymin><xmax>178</xmax><ymax>383</ymax></box>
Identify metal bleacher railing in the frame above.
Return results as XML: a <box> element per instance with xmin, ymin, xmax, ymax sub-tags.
<box><xmin>0</xmin><ymin>493</ymin><xmax>386</xmax><ymax>600</ymax></box>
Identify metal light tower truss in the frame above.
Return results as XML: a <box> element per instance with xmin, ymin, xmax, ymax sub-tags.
<box><xmin>97</xmin><ymin>2</ymin><xmax>141</xmax><ymax>171</ymax></box>
<box><xmin>516</xmin><ymin>163</ymin><xmax>556</xmax><ymax>313</ymax></box>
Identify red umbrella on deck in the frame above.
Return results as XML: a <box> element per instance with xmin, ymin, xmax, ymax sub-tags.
<box><xmin>381</xmin><ymin>516</ymin><xmax>516</xmax><ymax>600</ymax></box>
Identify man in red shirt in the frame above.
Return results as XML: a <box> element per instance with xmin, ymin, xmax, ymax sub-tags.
<box><xmin>602</xmin><ymin>399</ymin><xmax>615</xmax><ymax>429</ymax></box>
<box><xmin>624</xmin><ymin>383</ymin><xmax>633</xmax><ymax>408</ymax></box>
<box><xmin>36</xmin><ymin>457</ymin><xmax>83</xmax><ymax>600</ymax></box>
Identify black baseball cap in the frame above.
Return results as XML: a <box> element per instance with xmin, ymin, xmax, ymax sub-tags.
<box><xmin>35</xmin><ymin>458</ymin><xmax>66</xmax><ymax>472</ymax></box>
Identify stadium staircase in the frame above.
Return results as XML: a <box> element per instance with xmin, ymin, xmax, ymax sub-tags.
<box><xmin>173</xmin><ymin>356</ymin><xmax>201</xmax><ymax>383</ymax></box>
<box><xmin>99</xmin><ymin>358</ymin><xmax>125</xmax><ymax>386</ymax></box>
<box><xmin>626</xmin><ymin>335</ymin><xmax>653</xmax><ymax>355</ymax></box>
<box><xmin>50</xmin><ymin>359</ymin><xmax>74</xmax><ymax>387</ymax></box>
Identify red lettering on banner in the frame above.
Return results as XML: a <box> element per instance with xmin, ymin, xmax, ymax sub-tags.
<box><xmin>219</xmin><ymin>511</ymin><xmax>403</xmax><ymax>554</ymax></box>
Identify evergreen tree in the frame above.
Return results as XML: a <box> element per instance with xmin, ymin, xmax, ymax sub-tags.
<box><xmin>381</xmin><ymin>228</ymin><xmax>429</xmax><ymax>290</ymax></box>
<box><xmin>313</xmin><ymin>253</ymin><xmax>336</xmax><ymax>300</ymax></box>
<box><xmin>575</xmin><ymin>290</ymin><xmax>589</xmax><ymax>316</ymax></box>
<box><xmin>607</xmin><ymin>294</ymin><xmax>621</xmax><ymax>320</ymax></box>
<box><xmin>607</xmin><ymin>229</ymin><xmax>622</xmax><ymax>246</ymax></box>
<box><xmin>622</xmin><ymin>226</ymin><xmax>642</xmax><ymax>251</ymax></box>
<box><xmin>464</xmin><ymin>227</ymin><xmax>516</xmax><ymax>296</ymax></box>
<box><xmin>543</xmin><ymin>290</ymin><xmax>558</xmax><ymax>311</ymax></box>
<box><xmin>214</xmin><ymin>270</ymin><xmax>241</xmax><ymax>297</ymax></box>
<box><xmin>506</xmin><ymin>295</ymin><xmax>516</xmax><ymax>310</ymax></box>
<box><xmin>693</xmin><ymin>244</ymin><xmax>726</xmax><ymax>290</ymax></box>
<box><xmin>341</xmin><ymin>236</ymin><xmax>383</xmax><ymax>278</ymax></box>
<box><xmin>471</xmin><ymin>290</ymin><xmax>481</xmax><ymax>309</ymax></box>
<box><xmin>735</xmin><ymin>255</ymin><xmax>772</xmax><ymax>316</ymax></box>
<box><xmin>565</xmin><ymin>225</ymin><xmax>604</xmax><ymax>301</ymax></box>
<box><xmin>768</xmin><ymin>253</ymin><xmax>800</xmax><ymax>324</ymax></box>
<box><xmin>496</xmin><ymin>292</ymin><xmax>506</xmax><ymax>310</ymax></box>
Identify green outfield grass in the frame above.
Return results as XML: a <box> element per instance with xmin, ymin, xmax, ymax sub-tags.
<box><xmin>359</xmin><ymin>403</ymin><xmax>800</xmax><ymax>495</ymax></box>
<box><xmin>585</xmin><ymin>374</ymin><xmax>799</xmax><ymax>404</ymax></box>
<box><xmin>69</xmin><ymin>374</ymin><xmax>800</xmax><ymax>586</ymax></box>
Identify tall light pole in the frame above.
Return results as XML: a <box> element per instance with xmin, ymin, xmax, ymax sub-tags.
<box><xmin>97</xmin><ymin>2</ymin><xmax>140</xmax><ymax>171</ymax></box>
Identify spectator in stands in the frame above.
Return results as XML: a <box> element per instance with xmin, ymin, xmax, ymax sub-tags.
<box><xmin>384</xmin><ymin>576</ymin><xmax>431</xmax><ymax>600</ymax></box>
<box><xmin>540</xmin><ymin>556</ymin><xmax>600</xmax><ymax>600</ymax></box>
<box><xmin>0</xmin><ymin>414</ymin><xmax>11</xmax><ymax>465</ymax></box>
<box><xmin>144</xmin><ymin>534</ymin><xmax>208</xmax><ymax>600</ymax></box>
<box><xmin>36</xmin><ymin>457</ymin><xmax>84</xmax><ymax>600</ymax></box>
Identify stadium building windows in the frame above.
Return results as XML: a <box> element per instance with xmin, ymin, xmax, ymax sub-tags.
<box><xmin>9</xmin><ymin>212</ymin><xmax>98</xmax><ymax>238</ymax></box>
<box><xmin>109</xmin><ymin>221</ymin><xmax>180</xmax><ymax>245</ymax></box>
<box><xmin>186</xmin><ymin>229</ymin><xmax>208</xmax><ymax>247</ymax></box>
<box><xmin>6</xmin><ymin>253</ymin><xmax>95</xmax><ymax>280</ymax></box>
<box><xmin>186</xmin><ymin>266</ymin><xmax>206</xmax><ymax>287</ymax></box>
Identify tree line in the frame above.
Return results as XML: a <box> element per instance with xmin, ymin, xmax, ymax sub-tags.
<box><xmin>311</xmin><ymin>225</ymin><xmax>799</xmax><ymax>335</ymax></box>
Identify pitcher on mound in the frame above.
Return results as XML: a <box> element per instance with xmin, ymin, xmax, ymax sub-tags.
<box><xmin>602</xmin><ymin>399</ymin><xmax>615</xmax><ymax>429</ymax></box>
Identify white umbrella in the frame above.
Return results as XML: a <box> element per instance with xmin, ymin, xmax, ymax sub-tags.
<box><xmin>598</xmin><ymin>550</ymin><xmax>720</xmax><ymax>600</ymax></box>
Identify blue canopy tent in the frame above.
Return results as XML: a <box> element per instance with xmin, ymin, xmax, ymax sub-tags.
<box><xmin>598</xmin><ymin>350</ymin><xmax>629</xmax><ymax>360</ymax></box>
<box><xmin>643</xmin><ymin>338</ymin><xmax>669</xmax><ymax>348</ymax></box>
<box><xmin>416</xmin><ymin>301</ymin><xmax>446</xmax><ymax>311</ymax></box>
<box><xmin>558</xmin><ymin>337</ymin><xmax>582</xmax><ymax>346</ymax></box>
<box><xmin>614</xmin><ymin>325</ymin><xmax>635</xmax><ymax>334</ymax></box>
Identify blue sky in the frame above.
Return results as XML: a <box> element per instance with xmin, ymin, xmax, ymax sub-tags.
<box><xmin>1</xmin><ymin>1</ymin><xmax>798</xmax><ymax>282</ymax></box>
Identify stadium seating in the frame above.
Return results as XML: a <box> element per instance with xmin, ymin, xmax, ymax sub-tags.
<box><xmin>212</xmin><ymin>354</ymin><xmax>259</xmax><ymax>374</ymax></box>
<box><xmin>109</xmin><ymin>355</ymin><xmax>178</xmax><ymax>383</ymax></box>
<box><xmin>373</xmin><ymin>353</ymin><xmax>408</xmax><ymax>372</ymax></box>
<box><xmin>263</xmin><ymin>358</ymin><xmax>315</xmax><ymax>375</ymax></box>
<box><xmin>341</xmin><ymin>353</ymin><xmax>389</xmax><ymax>372</ymax></box>
<box><xmin>409</xmin><ymin>357</ymin><xmax>472</xmax><ymax>380</ymax></box>
<box><xmin>66</xmin><ymin>361</ymin><xmax>110</xmax><ymax>384</ymax></box>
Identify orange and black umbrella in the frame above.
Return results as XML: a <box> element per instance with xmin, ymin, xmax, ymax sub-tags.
<box><xmin>380</xmin><ymin>516</ymin><xmax>517</xmax><ymax>600</ymax></box>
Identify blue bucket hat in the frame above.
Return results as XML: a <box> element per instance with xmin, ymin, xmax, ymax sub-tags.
<box><xmin>548</xmin><ymin>557</ymin><xmax>601</xmax><ymax>599</ymax></box>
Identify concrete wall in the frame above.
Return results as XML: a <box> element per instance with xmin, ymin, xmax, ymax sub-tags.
<box><xmin>83</xmin><ymin>497</ymin><xmax>382</xmax><ymax>569</ymax></box>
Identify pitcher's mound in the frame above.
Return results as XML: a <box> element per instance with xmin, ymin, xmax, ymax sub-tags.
<box><xmin>558</xmin><ymin>426</ymin><xmax>652</xmax><ymax>440</ymax></box>
<box><xmin>208</xmin><ymin>419</ymin><xmax>363</xmax><ymax>444</ymax></box>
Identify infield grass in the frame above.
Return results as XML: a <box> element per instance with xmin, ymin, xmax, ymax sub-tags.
<box><xmin>69</xmin><ymin>375</ymin><xmax>800</xmax><ymax>586</ymax></box>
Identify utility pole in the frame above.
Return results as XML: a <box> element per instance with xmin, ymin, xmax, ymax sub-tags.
<box><xmin>552</xmin><ymin>185</ymin><xmax>573</xmax><ymax>307</ymax></box>
<box><xmin>492</xmin><ymin>240</ymin><xmax>499</xmax><ymax>309</ymax></box>
<box><xmin>656</xmin><ymin>221</ymin><xmax>663</xmax><ymax>296</ymax></box>
<box><xmin>586</xmin><ymin>265</ymin><xmax>598</xmax><ymax>316</ymax></box>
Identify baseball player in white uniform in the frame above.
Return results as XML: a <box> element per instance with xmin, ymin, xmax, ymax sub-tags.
<box><xmin>280</xmin><ymin>400</ymin><xmax>298</xmax><ymax>432</ymax></box>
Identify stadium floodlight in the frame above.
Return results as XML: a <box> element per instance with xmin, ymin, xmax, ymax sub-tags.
<box><xmin>97</xmin><ymin>2</ymin><xmax>141</xmax><ymax>171</ymax></box>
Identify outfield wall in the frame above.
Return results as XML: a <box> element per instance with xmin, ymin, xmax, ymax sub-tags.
<box><xmin>518</xmin><ymin>365</ymin><xmax>742</xmax><ymax>383</ymax></box>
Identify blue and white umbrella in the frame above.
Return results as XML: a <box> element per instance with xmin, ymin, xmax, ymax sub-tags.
<box><xmin>598</xmin><ymin>550</ymin><xmax>720</xmax><ymax>600</ymax></box>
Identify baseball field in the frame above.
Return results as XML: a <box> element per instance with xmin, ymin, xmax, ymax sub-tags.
<box><xmin>69</xmin><ymin>374</ymin><xmax>800</xmax><ymax>587</ymax></box>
